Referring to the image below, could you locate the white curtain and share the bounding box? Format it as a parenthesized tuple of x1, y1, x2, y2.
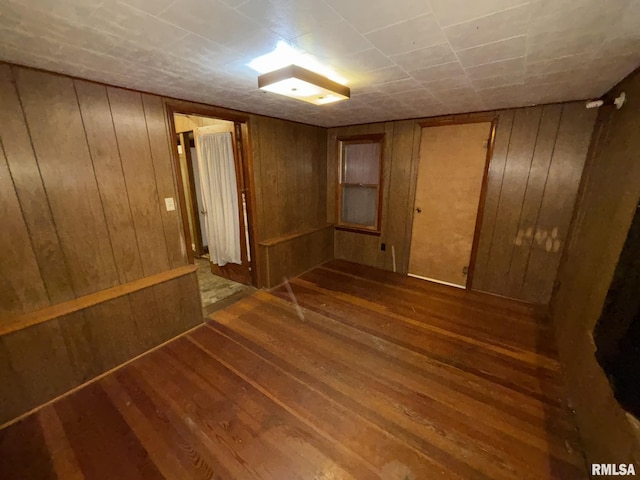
(195, 132, 241, 266)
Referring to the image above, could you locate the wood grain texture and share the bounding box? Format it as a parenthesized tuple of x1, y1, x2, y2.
(142, 94, 187, 269)
(0, 271, 202, 426)
(250, 115, 329, 287)
(0, 141, 49, 316)
(74, 79, 143, 284)
(260, 225, 333, 287)
(14, 68, 119, 296)
(0, 65, 74, 305)
(329, 104, 596, 304)
(0, 260, 587, 479)
(551, 69, 640, 468)
(108, 87, 170, 277)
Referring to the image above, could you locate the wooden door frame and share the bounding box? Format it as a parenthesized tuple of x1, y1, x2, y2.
(165, 103, 259, 287)
(411, 114, 498, 290)
(179, 131, 205, 257)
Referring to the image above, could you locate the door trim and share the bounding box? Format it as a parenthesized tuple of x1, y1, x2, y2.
(165, 102, 259, 287)
(409, 116, 498, 290)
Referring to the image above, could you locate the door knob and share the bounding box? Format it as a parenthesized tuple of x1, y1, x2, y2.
(416, 207, 422, 213)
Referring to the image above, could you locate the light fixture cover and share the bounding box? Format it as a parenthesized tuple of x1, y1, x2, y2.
(258, 65, 350, 106)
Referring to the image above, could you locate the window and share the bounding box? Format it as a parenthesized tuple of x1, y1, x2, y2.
(336, 134, 384, 234)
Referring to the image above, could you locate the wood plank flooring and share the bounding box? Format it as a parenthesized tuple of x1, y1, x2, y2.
(0, 260, 587, 479)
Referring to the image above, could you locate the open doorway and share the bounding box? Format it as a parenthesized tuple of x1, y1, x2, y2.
(170, 110, 256, 313)
(408, 119, 495, 289)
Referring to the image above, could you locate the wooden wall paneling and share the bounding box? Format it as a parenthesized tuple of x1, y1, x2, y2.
(77, 296, 142, 374)
(257, 117, 280, 240)
(126, 288, 162, 354)
(550, 70, 640, 466)
(240, 120, 262, 288)
(505, 104, 563, 299)
(0, 65, 74, 305)
(1, 320, 77, 418)
(326, 129, 338, 224)
(0, 143, 49, 316)
(142, 93, 187, 269)
(74, 79, 143, 284)
(481, 107, 543, 295)
(265, 227, 333, 287)
(383, 120, 416, 273)
(378, 122, 394, 268)
(470, 110, 514, 291)
(0, 338, 28, 423)
(14, 68, 119, 297)
(108, 87, 170, 276)
(0, 272, 203, 426)
(523, 104, 597, 303)
(400, 122, 424, 274)
(56, 311, 103, 385)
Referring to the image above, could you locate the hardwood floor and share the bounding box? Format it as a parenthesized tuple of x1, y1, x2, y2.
(0, 260, 587, 479)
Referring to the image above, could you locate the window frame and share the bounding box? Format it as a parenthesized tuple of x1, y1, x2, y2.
(335, 133, 385, 235)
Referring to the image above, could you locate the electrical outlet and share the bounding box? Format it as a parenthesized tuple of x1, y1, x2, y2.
(381, 243, 386, 251)
(164, 197, 176, 211)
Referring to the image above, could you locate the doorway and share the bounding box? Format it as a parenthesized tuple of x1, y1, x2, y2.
(408, 120, 494, 288)
(171, 111, 256, 312)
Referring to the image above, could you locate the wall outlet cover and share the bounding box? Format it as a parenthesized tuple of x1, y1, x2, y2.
(164, 197, 176, 211)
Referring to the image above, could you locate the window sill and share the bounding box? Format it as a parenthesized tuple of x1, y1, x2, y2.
(335, 225, 382, 236)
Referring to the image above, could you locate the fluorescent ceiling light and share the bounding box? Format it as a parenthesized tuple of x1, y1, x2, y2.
(258, 65, 350, 106)
(248, 41, 348, 85)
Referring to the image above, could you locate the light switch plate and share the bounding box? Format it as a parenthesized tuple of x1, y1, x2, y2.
(164, 197, 176, 211)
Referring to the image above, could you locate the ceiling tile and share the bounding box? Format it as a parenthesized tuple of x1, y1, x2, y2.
(443, 4, 531, 50)
(472, 73, 524, 89)
(330, 48, 394, 79)
(237, 0, 342, 39)
(325, 0, 432, 34)
(365, 13, 445, 56)
(430, 0, 528, 27)
(0, 0, 638, 127)
(367, 65, 410, 84)
(410, 61, 466, 82)
(456, 35, 526, 67)
(119, 0, 176, 15)
(378, 78, 423, 94)
(157, 0, 261, 46)
(527, 30, 605, 63)
(389, 43, 457, 72)
(85, 1, 189, 49)
(291, 20, 372, 58)
(421, 75, 472, 92)
(526, 52, 593, 75)
(465, 56, 525, 80)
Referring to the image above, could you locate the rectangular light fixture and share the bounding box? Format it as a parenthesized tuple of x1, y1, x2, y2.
(258, 65, 350, 106)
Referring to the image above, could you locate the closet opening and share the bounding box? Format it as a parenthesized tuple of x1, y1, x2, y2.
(167, 106, 257, 314)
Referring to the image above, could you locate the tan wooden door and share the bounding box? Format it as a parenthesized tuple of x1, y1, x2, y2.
(408, 122, 492, 287)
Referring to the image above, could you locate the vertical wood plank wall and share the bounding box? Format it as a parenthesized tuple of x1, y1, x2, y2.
(0, 64, 201, 425)
(328, 103, 596, 304)
(251, 117, 332, 287)
(163, 98, 333, 289)
(551, 69, 640, 467)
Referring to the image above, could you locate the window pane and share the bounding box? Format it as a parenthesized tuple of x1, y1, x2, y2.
(341, 185, 377, 226)
(343, 143, 380, 185)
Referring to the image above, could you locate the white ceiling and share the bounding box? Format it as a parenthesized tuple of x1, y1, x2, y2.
(0, 0, 638, 127)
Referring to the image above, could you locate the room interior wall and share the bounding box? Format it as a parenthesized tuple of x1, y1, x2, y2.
(250, 116, 332, 288)
(0, 63, 204, 425)
(328, 103, 596, 304)
(0, 61, 333, 425)
(551, 68, 640, 466)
